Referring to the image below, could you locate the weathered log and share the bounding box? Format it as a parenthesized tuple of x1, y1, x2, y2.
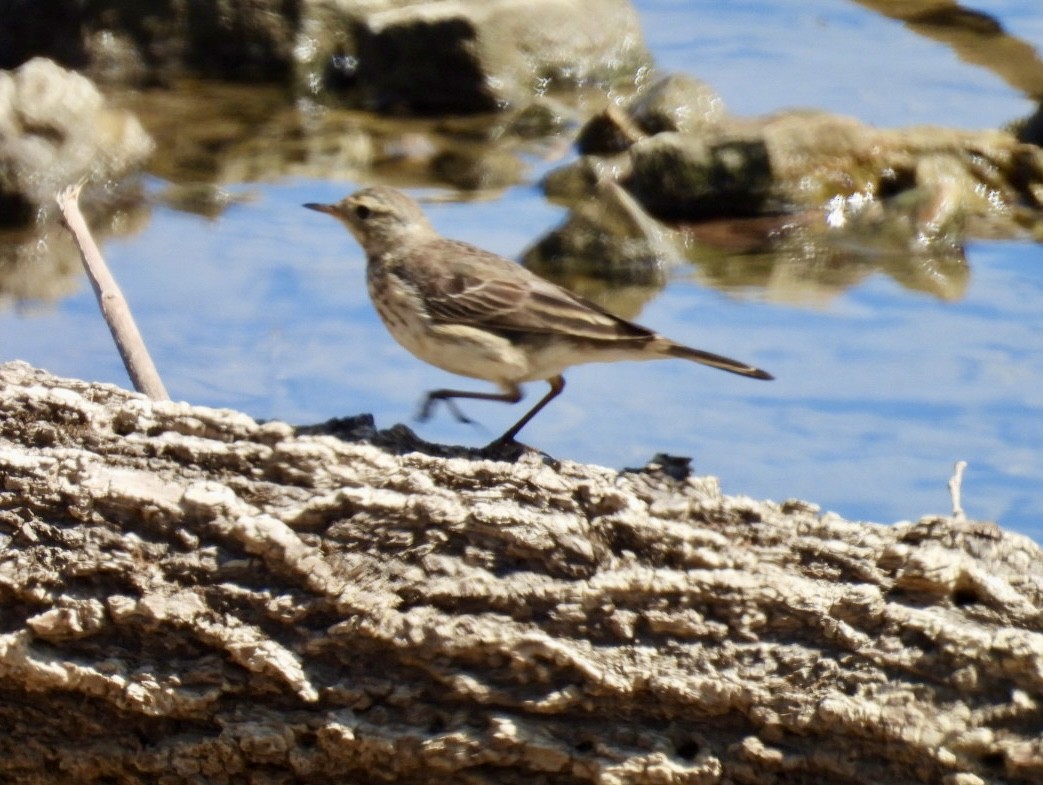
(0, 360, 1040, 784)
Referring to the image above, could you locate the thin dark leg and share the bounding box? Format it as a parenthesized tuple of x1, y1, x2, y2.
(418, 384, 523, 424)
(493, 375, 565, 445)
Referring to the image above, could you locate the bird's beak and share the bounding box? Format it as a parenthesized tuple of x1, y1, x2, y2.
(303, 202, 336, 215)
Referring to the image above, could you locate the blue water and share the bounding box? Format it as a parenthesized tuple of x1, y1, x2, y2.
(640, 0, 1039, 128)
(4, 2, 1043, 540)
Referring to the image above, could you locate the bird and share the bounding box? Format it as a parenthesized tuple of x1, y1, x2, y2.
(304, 186, 772, 447)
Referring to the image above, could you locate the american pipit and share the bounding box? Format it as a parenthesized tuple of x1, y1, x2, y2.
(304, 186, 772, 446)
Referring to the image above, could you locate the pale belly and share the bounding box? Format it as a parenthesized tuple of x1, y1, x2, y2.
(369, 271, 530, 385)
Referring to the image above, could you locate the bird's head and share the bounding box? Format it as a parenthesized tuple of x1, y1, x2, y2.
(304, 186, 436, 258)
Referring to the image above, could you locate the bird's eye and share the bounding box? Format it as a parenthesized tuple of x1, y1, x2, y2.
(355, 204, 371, 220)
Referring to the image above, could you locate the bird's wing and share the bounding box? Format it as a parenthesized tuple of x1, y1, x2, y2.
(413, 240, 654, 342)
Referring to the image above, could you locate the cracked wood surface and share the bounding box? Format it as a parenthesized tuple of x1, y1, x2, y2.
(0, 360, 1041, 785)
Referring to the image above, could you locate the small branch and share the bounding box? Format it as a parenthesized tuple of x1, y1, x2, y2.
(56, 183, 169, 401)
(948, 460, 967, 522)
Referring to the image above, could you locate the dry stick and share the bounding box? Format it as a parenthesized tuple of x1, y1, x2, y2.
(949, 460, 968, 522)
(56, 183, 170, 401)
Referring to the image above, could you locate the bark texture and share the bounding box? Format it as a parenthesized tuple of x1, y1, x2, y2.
(1, 360, 1041, 785)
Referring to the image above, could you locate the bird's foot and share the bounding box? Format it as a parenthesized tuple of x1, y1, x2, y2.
(416, 394, 474, 425)
(479, 435, 559, 469)
(479, 435, 529, 460)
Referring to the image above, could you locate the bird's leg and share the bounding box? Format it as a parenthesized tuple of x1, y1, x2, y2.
(491, 376, 565, 446)
(417, 384, 524, 425)
(429, 398, 475, 425)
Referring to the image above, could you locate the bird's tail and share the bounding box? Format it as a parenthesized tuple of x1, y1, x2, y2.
(662, 341, 774, 380)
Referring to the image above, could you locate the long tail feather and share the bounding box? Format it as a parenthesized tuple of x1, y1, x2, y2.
(663, 342, 774, 380)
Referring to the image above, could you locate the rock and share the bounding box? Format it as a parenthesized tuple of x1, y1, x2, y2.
(0, 58, 153, 226)
(627, 131, 775, 219)
(0, 1, 652, 115)
(0, 0, 349, 85)
(539, 98, 1043, 294)
(0, 0, 300, 84)
(628, 74, 726, 136)
(577, 75, 726, 155)
(352, 0, 652, 113)
(576, 102, 648, 155)
(624, 108, 1043, 231)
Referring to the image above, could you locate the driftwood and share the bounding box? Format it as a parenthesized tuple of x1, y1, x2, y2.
(1, 360, 1041, 785)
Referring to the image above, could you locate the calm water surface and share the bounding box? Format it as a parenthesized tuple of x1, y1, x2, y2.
(5, 2, 1043, 540)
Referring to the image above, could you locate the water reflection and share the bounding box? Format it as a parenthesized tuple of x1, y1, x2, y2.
(684, 227, 969, 304)
(107, 79, 595, 198)
(0, 184, 150, 303)
(0, 223, 83, 304)
(853, 0, 1043, 102)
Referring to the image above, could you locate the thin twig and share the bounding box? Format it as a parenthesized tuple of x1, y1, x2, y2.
(948, 460, 968, 522)
(56, 183, 169, 401)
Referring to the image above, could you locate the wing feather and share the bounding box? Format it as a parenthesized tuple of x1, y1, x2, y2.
(402, 240, 654, 343)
